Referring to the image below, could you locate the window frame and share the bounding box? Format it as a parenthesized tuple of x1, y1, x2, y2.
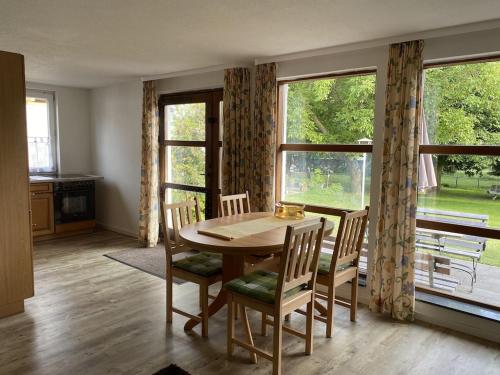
(275, 69, 376, 206)
(26, 89, 58, 174)
(417, 58, 500, 240)
(275, 69, 377, 282)
(415, 57, 500, 311)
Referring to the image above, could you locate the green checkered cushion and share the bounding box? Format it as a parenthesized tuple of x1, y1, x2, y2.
(173, 252, 222, 277)
(318, 253, 353, 275)
(224, 269, 306, 304)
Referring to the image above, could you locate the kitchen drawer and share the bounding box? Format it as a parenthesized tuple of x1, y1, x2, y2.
(30, 182, 53, 194)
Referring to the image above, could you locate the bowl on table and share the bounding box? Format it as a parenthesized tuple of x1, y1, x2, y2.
(274, 202, 305, 220)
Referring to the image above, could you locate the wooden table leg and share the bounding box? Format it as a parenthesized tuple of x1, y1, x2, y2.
(184, 254, 245, 332)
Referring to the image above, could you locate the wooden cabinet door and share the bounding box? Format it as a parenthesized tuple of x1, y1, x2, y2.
(31, 192, 55, 236)
(0, 51, 34, 314)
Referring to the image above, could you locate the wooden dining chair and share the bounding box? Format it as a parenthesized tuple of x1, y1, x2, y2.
(306, 207, 369, 338)
(218, 191, 276, 271)
(160, 198, 223, 337)
(225, 218, 326, 375)
(218, 191, 251, 217)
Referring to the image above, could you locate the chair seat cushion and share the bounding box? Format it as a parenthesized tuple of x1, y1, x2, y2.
(318, 253, 353, 275)
(173, 252, 222, 277)
(224, 269, 305, 304)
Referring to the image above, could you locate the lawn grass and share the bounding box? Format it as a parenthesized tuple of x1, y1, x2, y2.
(284, 173, 500, 267)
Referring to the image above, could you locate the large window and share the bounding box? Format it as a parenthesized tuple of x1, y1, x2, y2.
(276, 71, 376, 217)
(26, 90, 57, 173)
(416, 60, 500, 309)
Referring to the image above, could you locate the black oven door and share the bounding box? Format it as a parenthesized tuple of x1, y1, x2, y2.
(54, 187, 95, 224)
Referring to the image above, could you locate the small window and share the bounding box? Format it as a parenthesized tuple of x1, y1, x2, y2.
(26, 90, 57, 173)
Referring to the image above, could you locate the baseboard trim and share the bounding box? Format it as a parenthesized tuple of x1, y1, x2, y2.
(96, 222, 137, 238)
(414, 301, 500, 343)
(328, 283, 500, 344)
(0, 300, 24, 319)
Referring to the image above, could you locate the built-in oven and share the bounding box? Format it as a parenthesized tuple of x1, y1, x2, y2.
(54, 180, 95, 224)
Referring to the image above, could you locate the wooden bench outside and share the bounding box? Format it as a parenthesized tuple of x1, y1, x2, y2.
(323, 233, 459, 294)
(416, 207, 488, 286)
(355, 248, 459, 293)
(321, 207, 488, 291)
(413, 252, 459, 293)
(488, 185, 500, 200)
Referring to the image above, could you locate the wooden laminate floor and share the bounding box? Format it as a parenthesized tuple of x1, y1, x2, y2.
(0, 231, 499, 375)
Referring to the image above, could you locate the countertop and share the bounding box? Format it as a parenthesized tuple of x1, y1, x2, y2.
(29, 174, 103, 183)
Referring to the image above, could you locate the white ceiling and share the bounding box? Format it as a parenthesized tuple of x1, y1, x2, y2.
(1, 0, 500, 88)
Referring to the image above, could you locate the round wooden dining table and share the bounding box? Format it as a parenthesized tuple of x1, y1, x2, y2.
(179, 211, 334, 332)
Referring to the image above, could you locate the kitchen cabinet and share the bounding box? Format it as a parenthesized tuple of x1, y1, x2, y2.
(29, 177, 99, 239)
(30, 183, 54, 236)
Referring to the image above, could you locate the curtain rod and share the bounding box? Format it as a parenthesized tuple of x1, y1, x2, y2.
(141, 62, 254, 82)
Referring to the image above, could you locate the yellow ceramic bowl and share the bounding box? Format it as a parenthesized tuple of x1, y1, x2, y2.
(274, 202, 305, 220)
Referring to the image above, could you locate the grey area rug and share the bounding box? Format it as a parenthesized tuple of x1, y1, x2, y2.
(104, 246, 190, 284)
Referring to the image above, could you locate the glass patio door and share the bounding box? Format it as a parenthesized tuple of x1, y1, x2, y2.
(158, 89, 223, 219)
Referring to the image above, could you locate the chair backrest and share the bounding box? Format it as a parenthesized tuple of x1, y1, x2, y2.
(330, 207, 369, 273)
(160, 198, 201, 262)
(275, 218, 326, 304)
(218, 191, 251, 217)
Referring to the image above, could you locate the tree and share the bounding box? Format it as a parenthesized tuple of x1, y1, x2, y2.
(424, 62, 500, 185)
(286, 75, 375, 144)
(284, 74, 375, 193)
(166, 103, 206, 212)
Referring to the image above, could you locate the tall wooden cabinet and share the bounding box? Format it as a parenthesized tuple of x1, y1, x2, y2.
(0, 51, 34, 318)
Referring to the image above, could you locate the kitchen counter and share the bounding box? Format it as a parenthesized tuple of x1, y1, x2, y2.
(30, 174, 103, 183)
(30, 174, 100, 239)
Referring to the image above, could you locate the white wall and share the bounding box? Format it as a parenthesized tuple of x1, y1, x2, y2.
(26, 82, 92, 174)
(89, 80, 142, 236)
(88, 72, 225, 238)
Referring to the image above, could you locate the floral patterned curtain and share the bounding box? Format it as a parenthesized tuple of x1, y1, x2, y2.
(253, 63, 277, 212)
(369, 40, 424, 321)
(138, 80, 160, 247)
(222, 68, 252, 196)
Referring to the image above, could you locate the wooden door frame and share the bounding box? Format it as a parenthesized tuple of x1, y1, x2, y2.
(158, 88, 223, 218)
